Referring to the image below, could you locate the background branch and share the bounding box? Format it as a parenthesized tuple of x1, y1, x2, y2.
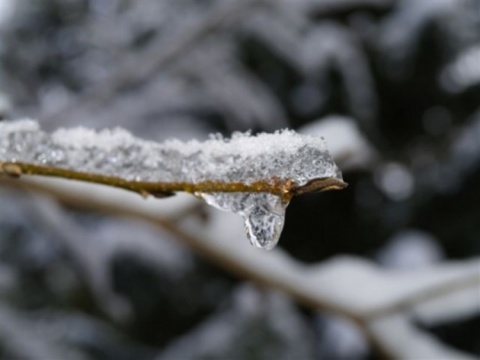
(3, 177, 478, 360)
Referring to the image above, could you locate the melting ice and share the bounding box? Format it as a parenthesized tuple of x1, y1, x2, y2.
(199, 192, 287, 250)
(0, 119, 344, 250)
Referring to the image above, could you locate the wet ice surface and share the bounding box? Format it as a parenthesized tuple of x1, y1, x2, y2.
(201, 192, 286, 249)
(0, 119, 343, 249)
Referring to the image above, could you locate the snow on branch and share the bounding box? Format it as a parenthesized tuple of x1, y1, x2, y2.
(0, 119, 346, 249)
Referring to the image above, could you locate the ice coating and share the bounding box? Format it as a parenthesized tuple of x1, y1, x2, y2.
(200, 192, 286, 249)
(0, 119, 344, 249)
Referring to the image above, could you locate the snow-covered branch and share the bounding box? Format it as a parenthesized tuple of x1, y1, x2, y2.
(0, 119, 345, 249)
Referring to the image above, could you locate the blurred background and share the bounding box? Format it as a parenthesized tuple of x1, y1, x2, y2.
(0, 0, 479, 359)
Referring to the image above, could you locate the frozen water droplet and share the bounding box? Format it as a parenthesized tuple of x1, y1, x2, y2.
(243, 201, 286, 250)
(198, 192, 288, 250)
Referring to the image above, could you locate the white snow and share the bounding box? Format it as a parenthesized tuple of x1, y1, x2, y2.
(302, 256, 480, 315)
(377, 229, 443, 269)
(370, 315, 478, 360)
(0, 119, 341, 185)
(300, 115, 377, 170)
(441, 45, 480, 93)
(375, 162, 414, 200)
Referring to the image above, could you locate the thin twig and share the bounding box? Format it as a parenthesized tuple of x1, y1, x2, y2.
(0, 160, 347, 201)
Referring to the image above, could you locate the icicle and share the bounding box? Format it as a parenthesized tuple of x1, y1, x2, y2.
(198, 192, 287, 250)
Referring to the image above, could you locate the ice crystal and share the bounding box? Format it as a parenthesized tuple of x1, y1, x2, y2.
(0, 119, 343, 249)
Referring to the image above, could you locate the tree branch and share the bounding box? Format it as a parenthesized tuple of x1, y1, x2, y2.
(0, 160, 346, 201)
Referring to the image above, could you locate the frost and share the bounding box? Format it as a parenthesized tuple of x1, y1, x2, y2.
(0, 119, 343, 250)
